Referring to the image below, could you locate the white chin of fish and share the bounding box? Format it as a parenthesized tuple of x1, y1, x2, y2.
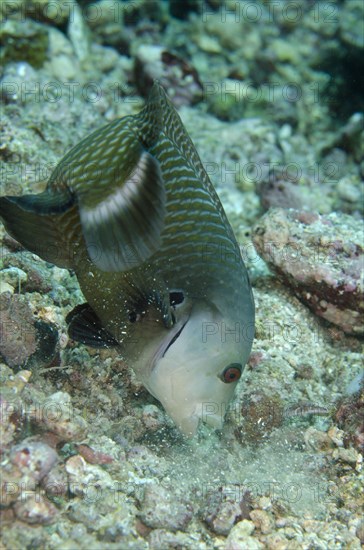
(147, 350, 226, 437)
(146, 301, 230, 437)
(176, 409, 224, 437)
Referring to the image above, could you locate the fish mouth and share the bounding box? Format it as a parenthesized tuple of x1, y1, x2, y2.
(161, 319, 187, 357)
(150, 314, 189, 372)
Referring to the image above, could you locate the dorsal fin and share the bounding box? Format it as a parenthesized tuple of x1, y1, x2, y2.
(135, 81, 211, 189)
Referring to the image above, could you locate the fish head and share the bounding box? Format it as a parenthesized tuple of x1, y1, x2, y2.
(144, 299, 253, 437)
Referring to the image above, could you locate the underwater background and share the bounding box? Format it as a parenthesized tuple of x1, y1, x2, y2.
(0, 0, 363, 548)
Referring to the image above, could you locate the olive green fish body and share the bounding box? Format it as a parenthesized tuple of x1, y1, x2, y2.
(0, 83, 255, 435)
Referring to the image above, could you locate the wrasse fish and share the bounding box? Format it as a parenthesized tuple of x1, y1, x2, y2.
(0, 82, 255, 436)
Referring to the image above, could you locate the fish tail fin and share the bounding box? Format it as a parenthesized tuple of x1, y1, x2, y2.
(0, 192, 78, 268)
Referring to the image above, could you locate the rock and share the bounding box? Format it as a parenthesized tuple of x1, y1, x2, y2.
(335, 389, 364, 451)
(259, 176, 304, 211)
(0, 293, 37, 367)
(24, 0, 71, 26)
(0, 19, 49, 69)
(339, 0, 364, 49)
(252, 208, 364, 335)
(0, 370, 32, 452)
(332, 447, 359, 465)
(337, 176, 362, 204)
(225, 520, 263, 550)
(28, 320, 60, 369)
(45, 27, 79, 80)
(41, 464, 68, 497)
(134, 44, 203, 107)
(0, 282, 14, 295)
(10, 440, 58, 483)
(67, 0, 91, 63)
(229, 519, 255, 538)
(14, 494, 57, 524)
(203, 485, 252, 536)
(304, 427, 333, 452)
(148, 529, 203, 550)
(1, 253, 53, 293)
(249, 509, 274, 534)
(141, 404, 166, 432)
(33, 391, 88, 441)
(85, 0, 132, 52)
(65, 454, 115, 497)
(0, 267, 27, 290)
(0, 61, 40, 105)
(0, 397, 17, 451)
(169, 0, 201, 20)
(327, 427, 345, 447)
(356, 520, 364, 544)
(235, 391, 284, 443)
(139, 483, 192, 532)
(264, 533, 290, 549)
(205, 498, 243, 536)
(336, 113, 364, 164)
(1, 438, 59, 507)
(196, 34, 222, 54)
(77, 444, 114, 465)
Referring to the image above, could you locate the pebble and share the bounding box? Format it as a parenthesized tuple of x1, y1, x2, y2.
(304, 427, 333, 452)
(0, 281, 14, 294)
(206, 499, 243, 536)
(196, 35, 222, 53)
(4, 369, 32, 394)
(134, 44, 202, 107)
(45, 27, 78, 80)
(356, 520, 364, 544)
(10, 440, 58, 483)
(1, 253, 53, 293)
(250, 509, 274, 534)
(148, 529, 203, 550)
(0, 267, 27, 289)
(327, 427, 345, 447)
(139, 483, 192, 532)
(33, 391, 88, 441)
(141, 404, 166, 432)
(332, 447, 359, 465)
(225, 520, 263, 550)
(65, 454, 114, 497)
(14, 494, 57, 524)
(41, 464, 68, 497)
(264, 533, 290, 549)
(67, 0, 90, 62)
(337, 176, 362, 203)
(0, 293, 37, 367)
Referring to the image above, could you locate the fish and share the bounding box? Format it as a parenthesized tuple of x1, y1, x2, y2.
(0, 82, 255, 436)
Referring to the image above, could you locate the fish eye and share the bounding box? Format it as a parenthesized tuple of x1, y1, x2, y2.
(128, 311, 138, 323)
(220, 363, 242, 383)
(169, 291, 184, 307)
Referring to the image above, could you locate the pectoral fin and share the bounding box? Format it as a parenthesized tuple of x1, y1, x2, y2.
(66, 303, 119, 348)
(79, 150, 166, 272)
